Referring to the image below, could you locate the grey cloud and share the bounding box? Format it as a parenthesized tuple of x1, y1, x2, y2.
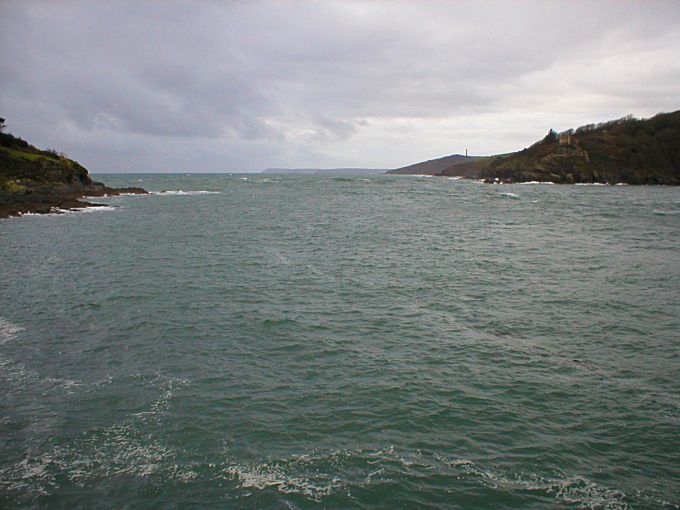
(1, 1, 680, 171)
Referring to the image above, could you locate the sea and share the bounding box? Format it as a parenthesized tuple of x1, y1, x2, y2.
(1, 174, 679, 509)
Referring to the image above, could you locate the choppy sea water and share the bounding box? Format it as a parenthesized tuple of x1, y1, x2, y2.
(1, 174, 679, 509)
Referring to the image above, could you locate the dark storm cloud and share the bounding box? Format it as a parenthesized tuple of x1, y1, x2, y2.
(1, 1, 680, 171)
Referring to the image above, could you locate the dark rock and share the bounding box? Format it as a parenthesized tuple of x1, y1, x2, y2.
(0, 132, 147, 219)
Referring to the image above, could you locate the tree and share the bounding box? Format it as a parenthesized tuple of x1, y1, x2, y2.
(543, 129, 558, 143)
(0, 118, 6, 132)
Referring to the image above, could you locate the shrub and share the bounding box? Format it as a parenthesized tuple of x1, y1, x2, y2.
(543, 129, 558, 142)
(0, 132, 30, 149)
(1, 179, 27, 193)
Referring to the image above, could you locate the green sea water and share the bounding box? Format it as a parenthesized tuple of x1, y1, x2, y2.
(1, 174, 679, 509)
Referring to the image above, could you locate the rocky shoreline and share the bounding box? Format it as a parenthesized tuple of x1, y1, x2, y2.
(0, 183, 147, 219)
(0, 130, 147, 219)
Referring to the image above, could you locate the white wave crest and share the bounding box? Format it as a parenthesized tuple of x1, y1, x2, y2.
(0, 318, 24, 344)
(10, 206, 116, 218)
(82, 192, 147, 198)
(151, 190, 220, 195)
(225, 464, 338, 500)
(432, 453, 633, 510)
(53, 206, 118, 214)
(0, 376, 191, 498)
(223, 449, 350, 501)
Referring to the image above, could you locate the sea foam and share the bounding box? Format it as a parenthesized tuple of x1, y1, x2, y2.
(151, 190, 220, 195)
(12, 206, 117, 218)
(0, 318, 24, 344)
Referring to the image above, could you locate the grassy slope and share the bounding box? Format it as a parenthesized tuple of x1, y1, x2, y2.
(387, 154, 481, 175)
(0, 133, 92, 191)
(0, 131, 145, 218)
(1, 146, 60, 162)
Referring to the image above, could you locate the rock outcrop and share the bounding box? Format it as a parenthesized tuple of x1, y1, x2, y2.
(437, 111, 680, 184)
(0, 132, 146, 218)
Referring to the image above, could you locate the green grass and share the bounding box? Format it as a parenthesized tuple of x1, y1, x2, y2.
(1, 179, 27, 192)
(0, 146, 60, 163)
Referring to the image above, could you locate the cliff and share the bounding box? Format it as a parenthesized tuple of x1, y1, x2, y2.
(437, 111, 680, 184)
(0, 131, 146, 218)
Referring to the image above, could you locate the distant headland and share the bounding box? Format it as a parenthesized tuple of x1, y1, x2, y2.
(387, 110, 680, 184)
(0, 122, 146, 219)
(263, 168, 387, 175)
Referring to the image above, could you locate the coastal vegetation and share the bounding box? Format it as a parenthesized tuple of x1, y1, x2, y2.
(0, 126, 145, 218)
(435, 110, 680, 184)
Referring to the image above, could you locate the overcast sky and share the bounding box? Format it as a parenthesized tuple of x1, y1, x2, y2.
(1, 1, 679, 173)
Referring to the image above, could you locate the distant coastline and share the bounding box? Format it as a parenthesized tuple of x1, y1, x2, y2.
(263, 168, 387, 175)
(3, 109, 678, 214)
(387, 110, 680, 185)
